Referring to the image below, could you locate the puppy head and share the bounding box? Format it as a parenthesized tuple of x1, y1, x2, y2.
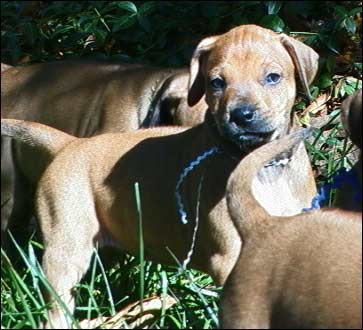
(188, 24, 319, 151)
(341, 89, 362, 150)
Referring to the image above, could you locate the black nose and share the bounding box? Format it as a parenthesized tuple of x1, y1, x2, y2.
(230, 104, 257, 126)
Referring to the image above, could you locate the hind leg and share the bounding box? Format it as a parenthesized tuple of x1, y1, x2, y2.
(36, 181, 101, 329)
(2, 138, 36, 261)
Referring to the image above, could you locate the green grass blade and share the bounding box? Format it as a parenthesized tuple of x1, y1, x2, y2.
(134, 182, 145, 313)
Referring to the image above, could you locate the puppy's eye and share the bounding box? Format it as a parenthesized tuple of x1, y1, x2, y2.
(210, 78, 226, 90)
(265, 73, 281, 85)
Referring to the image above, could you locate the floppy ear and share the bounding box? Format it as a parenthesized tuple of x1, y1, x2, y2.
(341, 89, 362, 149)
(281, 35, 319, 100)
(188, 36, 219, 107)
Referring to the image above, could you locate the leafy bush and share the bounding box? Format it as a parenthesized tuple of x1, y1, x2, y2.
(2, 1, 361, 67)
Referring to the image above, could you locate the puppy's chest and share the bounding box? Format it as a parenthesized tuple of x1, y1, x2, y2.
(181, 156, 238, 218)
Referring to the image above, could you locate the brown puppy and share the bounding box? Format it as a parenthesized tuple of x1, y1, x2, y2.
(336, 89, 362, 211)
(1, 60, 206, 241)
(221, 129, 362, 329)
(2, 24, 318, 328)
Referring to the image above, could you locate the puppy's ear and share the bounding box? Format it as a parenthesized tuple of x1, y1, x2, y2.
(188, 36, 218, 107)
(281, 35, 319, 100)
(341, 89, 362, 149)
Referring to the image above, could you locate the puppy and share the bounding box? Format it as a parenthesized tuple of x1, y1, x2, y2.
(1, 60, 206, 243)
(220, 128, 362, 329)
(2, 24, 318, 328)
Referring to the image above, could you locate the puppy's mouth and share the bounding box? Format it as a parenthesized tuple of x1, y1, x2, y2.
(220, 121, 277, 148)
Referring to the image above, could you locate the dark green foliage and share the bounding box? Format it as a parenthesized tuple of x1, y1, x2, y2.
(2, 1, 361, 67)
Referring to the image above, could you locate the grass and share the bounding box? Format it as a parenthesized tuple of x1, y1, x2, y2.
(1, 239, 220, 329)
(1, 184, 220, 329)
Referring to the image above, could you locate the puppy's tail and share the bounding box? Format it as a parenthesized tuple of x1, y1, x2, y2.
(226, 128, 312, 238)
(1, 119, 74, 157)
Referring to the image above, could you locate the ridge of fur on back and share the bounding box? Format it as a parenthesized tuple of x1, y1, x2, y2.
(1, 119, 74, 157)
